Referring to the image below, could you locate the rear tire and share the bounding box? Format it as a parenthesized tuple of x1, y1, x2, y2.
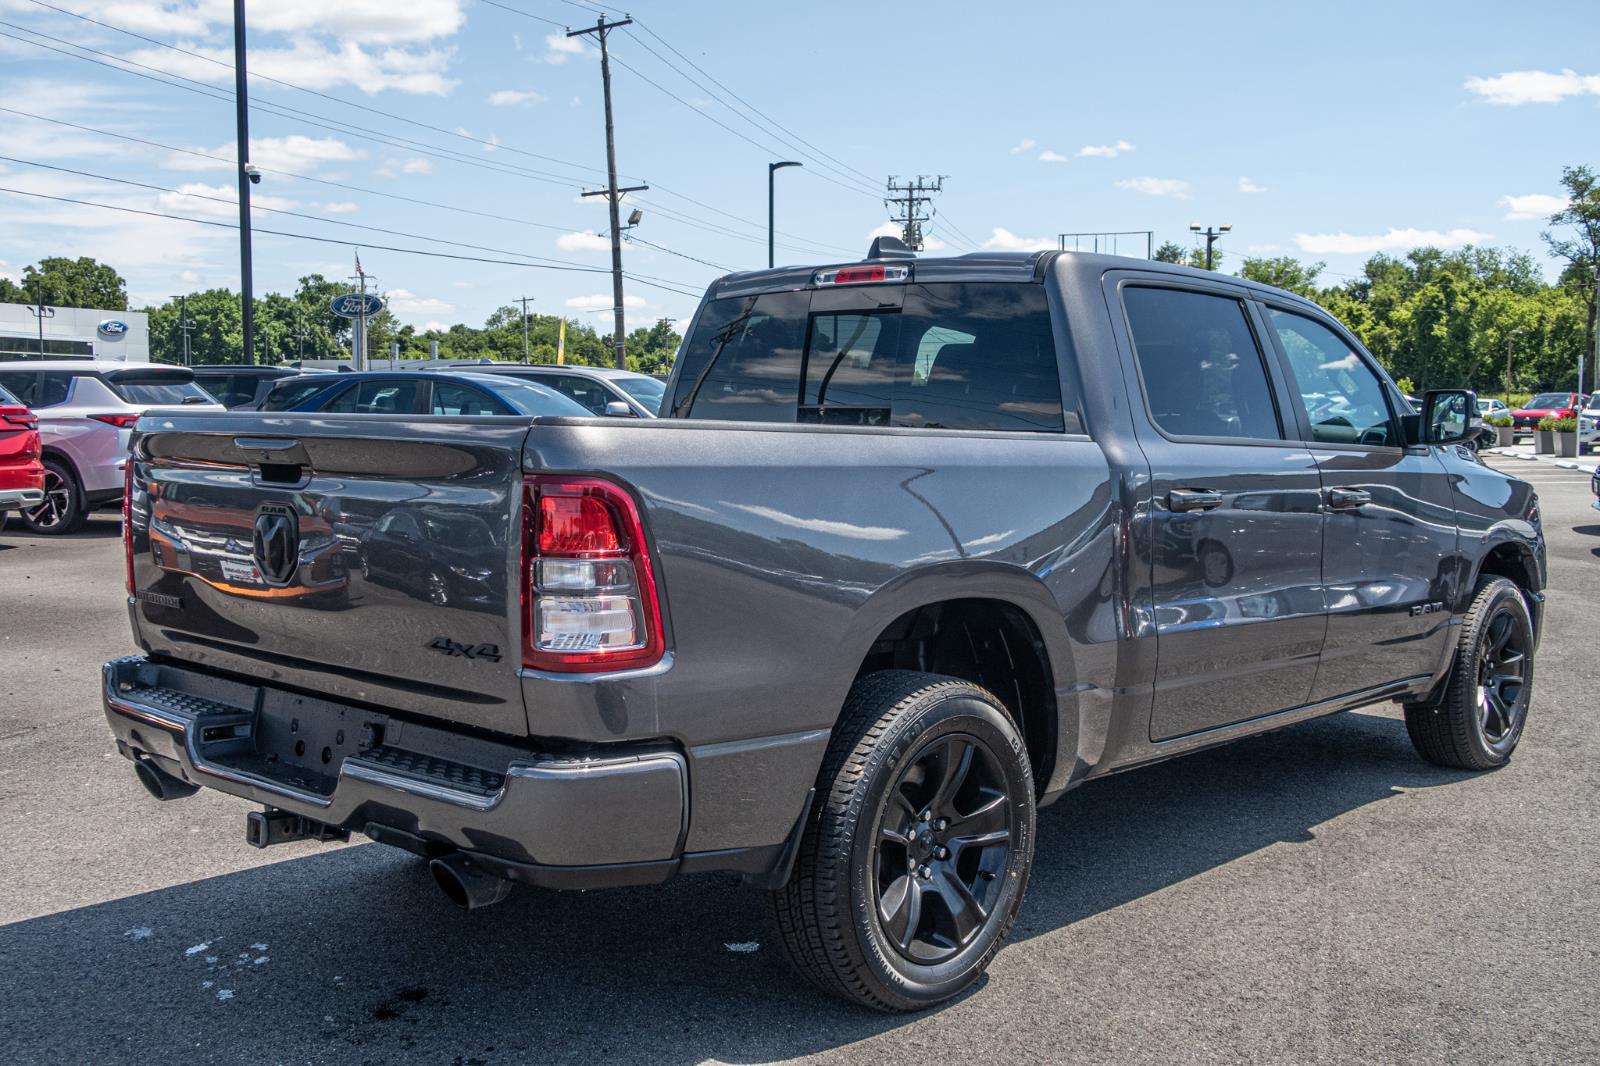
(768, 670, 1035, 1012)
(21, 459, 86, 535)
(1404, 577, 1534, 770)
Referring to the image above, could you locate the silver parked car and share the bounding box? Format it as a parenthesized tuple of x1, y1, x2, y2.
(0, 361, 223, 533)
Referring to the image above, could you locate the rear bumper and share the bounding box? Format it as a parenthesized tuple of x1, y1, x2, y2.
(0, 486, 43, 511)
(102, 656, 702, 889)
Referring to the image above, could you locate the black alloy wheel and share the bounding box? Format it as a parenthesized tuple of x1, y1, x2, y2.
(874, 734, 1014, 964)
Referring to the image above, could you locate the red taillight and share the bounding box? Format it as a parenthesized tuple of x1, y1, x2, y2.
(813, 264, 910, 286)
(1, 406, 35, 429)
(91, 413, 141, 428)
(123, 460, 135, 597)
(523, 476, 664, 673)
(539, 493, 623, 555)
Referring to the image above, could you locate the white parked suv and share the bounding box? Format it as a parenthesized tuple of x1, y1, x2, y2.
(0, 361, 222, 533)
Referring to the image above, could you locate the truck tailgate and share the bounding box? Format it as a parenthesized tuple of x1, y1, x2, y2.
(129, 414, 531, 737)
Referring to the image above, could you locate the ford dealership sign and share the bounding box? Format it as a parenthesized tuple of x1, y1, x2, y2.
(97, 319, 129, 337)
(330, 292, 385, 319)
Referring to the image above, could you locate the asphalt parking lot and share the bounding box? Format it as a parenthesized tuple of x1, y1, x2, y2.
(1, 456, 1596, 1064)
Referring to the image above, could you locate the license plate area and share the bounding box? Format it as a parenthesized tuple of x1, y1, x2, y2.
(201, 690, 389, 797)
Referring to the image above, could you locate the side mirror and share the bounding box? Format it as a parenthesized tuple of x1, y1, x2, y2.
(1419, 389, 1477, 446)
(602, 400, 636, 417)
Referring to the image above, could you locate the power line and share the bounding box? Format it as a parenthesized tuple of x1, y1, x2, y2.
(622, 232, 734, 272)
(23, 0, 608, 183)
(0, 184, 708, 299)
(0, 21, 593, 191)
(630, 18, 879, 189)
(618, 27, 881, 196)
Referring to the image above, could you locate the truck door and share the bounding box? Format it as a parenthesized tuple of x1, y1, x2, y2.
(1256, 303, 1458, 699)
(1107, 274, 1328, 740)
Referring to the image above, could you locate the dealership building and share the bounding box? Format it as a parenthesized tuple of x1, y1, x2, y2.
(0, 303, 149, 362)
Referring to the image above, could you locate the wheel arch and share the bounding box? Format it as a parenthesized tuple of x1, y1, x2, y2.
(837, 562, 1079, 798)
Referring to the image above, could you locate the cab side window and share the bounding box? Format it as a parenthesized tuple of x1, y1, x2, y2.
(322, 379, 419, 415)
(1123, 286, 1282, 440)
(543, 374, 615, 415)
(1267, 309, 1396, 447)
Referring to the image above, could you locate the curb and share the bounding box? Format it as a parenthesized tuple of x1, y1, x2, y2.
(1480, 448, 1598, 475)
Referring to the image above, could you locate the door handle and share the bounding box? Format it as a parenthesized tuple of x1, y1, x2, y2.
(1167, 489, 1224, 512)
(1326, 487, 1372, 510)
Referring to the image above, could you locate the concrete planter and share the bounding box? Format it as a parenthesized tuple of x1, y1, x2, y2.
(1495, 426, 1516, 447)
(1558, 431, 1579, 458)
(1536, 429, 1556, 454)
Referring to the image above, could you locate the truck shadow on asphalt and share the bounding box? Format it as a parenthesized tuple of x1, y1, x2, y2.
(0, 708, 1472, 1064)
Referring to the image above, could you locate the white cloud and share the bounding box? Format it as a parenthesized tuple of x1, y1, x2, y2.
(983, 227, 1056, 253)
(1076, 140, 1134, 158)
(1038, 150, 1068, 163)
(488, 88, 546, 106)
(1115, 176, 1189, 197)
(1008, 137, 1037, 154)
(376, 157, 433, 177)
(566, 293, 647, 311)
(1465, 69, 1600, 105)
(420, 320, 452, 333)
(545, 33, 586, 64)
(319, 201, 360, 214)
(385, 288, 454, 314)
(1294, 227, 1492, 255)
(156, 182, 295, 218)
(66, 0, 464, 45)
(166, 135, 365, 174)
(1501, 193, 1569, 220)
(125, 39, 458, 96)
(1238, 176, 1267, 194)
(865, 221, 945, 251)
(556, 230, 612, 252)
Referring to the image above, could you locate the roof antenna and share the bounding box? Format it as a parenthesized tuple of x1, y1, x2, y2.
(867, 235, 916, 261)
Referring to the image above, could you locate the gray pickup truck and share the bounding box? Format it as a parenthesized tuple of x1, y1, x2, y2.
(105, 240, 1544, 1011)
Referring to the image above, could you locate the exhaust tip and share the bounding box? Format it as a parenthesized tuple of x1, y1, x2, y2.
(133, 756, 199, 801)
(430, 854, 512, 911)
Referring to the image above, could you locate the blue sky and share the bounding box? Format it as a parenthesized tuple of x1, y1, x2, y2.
(0, 0, 1595, 336)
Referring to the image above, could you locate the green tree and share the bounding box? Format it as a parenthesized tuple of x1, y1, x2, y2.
(1542, 165, 1600, 363)
(1238, 256, 1325, 297)
(147, 289, 241, 364)
(1153, 241, 1186, 264)
(12, 256, 128, 309)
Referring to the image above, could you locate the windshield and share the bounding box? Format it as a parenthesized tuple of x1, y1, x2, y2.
(1526, 392, 1572, 409)
(614, 374, 666, 413)
(480, 378, 591, 417)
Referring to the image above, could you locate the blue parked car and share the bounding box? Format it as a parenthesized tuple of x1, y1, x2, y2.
(258, 370, 592, 418)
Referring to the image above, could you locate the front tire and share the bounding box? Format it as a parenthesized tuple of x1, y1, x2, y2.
(1404, 577, 1534, 770)
(769, 671, 1035, 1012)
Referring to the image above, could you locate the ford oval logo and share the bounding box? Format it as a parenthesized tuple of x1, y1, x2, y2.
(98, 319, 129, 337)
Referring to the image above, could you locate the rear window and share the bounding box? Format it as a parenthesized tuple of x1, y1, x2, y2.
(261, 378, 336, 411)
(106, 371, 212, 406)
(477, 378, 591, 418)
(670, 282, 1074, 432)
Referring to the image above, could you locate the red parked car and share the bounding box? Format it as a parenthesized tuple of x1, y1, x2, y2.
(0, 383, 45, 533)
(1511, 391, 1588, 434)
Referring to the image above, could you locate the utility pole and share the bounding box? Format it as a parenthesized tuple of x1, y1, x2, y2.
(884, 175, 944, 251)
(232, 0, 256, 364)
(348, 254, 374, 370)
(769, 161, 801, 268)
(1189, 223, 1233, 270)
(176, 294, 194, 365)
(518, 296, 533, 363)
(570, 15, 644, 370)
(1505, 329, 1524, 400)
(28, 281, 54, 357)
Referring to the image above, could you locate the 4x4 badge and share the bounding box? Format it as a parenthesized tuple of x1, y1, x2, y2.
(427, 637, 502, 662)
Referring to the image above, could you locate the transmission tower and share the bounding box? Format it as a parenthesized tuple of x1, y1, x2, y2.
(885, 175, 945, 251)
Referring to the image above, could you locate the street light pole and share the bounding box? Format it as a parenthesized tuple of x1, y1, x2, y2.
(768, 161, 801, 268)
(232, 0, 256, 365)
(28, 282, 54, 356)
(519, 296, 533, 364)
(1505, 329, 1523, 401)
(1189, 222, 1233, 270)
